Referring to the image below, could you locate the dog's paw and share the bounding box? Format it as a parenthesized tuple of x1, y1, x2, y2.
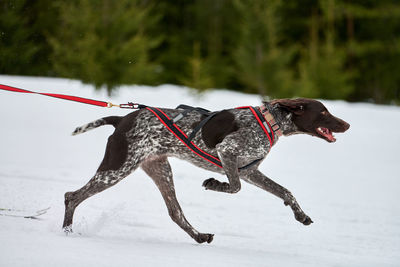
(195, 233, 214, 244)
(203, 178, 217, 189)
(295, 213, 313, 225)
(63, 225, 73, 235)
(202, 178, 224, 190)
(302, 216, 313, 225)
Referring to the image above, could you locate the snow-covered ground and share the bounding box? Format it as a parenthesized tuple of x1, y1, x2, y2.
(0, 75, 399, 267)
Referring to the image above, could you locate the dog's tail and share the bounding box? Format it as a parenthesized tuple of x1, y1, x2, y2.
(72, 116, 123, 136)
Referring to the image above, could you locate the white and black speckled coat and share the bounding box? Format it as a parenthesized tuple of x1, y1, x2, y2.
(63, 98, 350, 244)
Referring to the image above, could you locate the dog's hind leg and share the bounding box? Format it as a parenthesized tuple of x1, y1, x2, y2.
(62, 165, 137, 232)
(241, 169, 313, 225)
(62, 132, 140, 232)
(141, 156, 214, 244)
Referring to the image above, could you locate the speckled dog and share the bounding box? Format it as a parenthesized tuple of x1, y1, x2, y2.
(63, 98, 349, 243)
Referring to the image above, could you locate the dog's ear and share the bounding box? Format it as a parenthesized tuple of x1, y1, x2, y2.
(271, 99, 305, 115)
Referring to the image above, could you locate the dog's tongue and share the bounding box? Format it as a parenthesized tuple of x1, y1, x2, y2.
(326, 133, 336, 142)
(317, 127, 336, 142)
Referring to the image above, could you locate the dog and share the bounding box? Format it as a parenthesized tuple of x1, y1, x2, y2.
(63, 98, 350, 243)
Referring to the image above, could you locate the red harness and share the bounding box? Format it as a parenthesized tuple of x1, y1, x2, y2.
(145, 105, 277, 170)
(235, 106, 276, 145)
(1, 83, 279, 170)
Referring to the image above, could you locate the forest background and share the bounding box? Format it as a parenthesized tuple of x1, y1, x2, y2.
(1, 0, 399, 104)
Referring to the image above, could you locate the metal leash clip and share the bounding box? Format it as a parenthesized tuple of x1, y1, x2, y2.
(107, 102, 120, 108)
(120, 102, 142, 109)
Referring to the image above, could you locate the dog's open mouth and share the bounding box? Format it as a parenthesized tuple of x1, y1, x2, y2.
(316, 127, 336, 142)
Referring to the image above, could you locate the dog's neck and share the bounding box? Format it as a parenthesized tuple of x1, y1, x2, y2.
(259, 104, 283, 139)
(262, 102, 298, 136)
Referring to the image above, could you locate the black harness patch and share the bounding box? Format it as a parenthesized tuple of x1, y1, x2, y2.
(145, 106, 223, 168)
(144, 105, 273, 171)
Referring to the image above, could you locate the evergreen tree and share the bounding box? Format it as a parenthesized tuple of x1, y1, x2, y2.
(180, 42, 214, 91)
(233, 0, 296, 98)
(298, 0, 354, 99)
(154, 0, 239, 90)
(0, 0, 57, 76)
(338, 0, 400, 103)
(49, 0, 161, 95)
(192, 0, 239, 89)
(0, 0, 35, 75)
(151, 1, 195, 85)
(1, 0, 399, 103)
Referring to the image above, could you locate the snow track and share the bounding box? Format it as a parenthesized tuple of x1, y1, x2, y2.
(0, 75, 399, 266)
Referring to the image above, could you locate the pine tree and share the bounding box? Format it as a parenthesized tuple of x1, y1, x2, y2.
(49, 0, 161, 95)
(233, 0, 296, 98)
(154, 0, 239, 89)
(338, 0, 400, 103)
(1, 0, 399, 103)
(180, 42, 214, 91)
(193, 0, 239, 88)
(0, 0, 57, 76)
(298, 0, 354, 99)
(151, 1, 195, 85)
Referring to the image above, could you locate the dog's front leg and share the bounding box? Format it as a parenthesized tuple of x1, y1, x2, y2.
(203, 139, 241, 194)
(242, 170, 313, 225)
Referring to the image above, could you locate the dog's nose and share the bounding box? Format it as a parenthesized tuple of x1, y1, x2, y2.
(343, 121, 350, 131)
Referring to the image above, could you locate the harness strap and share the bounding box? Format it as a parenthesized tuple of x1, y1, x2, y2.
(260, 104, 283, 137)
(174, 104, 212, 123)
(188, 112, 217, 142)
(238, 158, 263, 170)
(176, 104, 211, 115)
(173, 104, 217, 141)
(172, 109, 191, 123)
(145, 106, 263, 171)
(236, 106, 275, 145)
(145, 107, 223, 169)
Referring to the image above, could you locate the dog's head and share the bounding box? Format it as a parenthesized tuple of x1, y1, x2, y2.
(270, 98, 350, 142)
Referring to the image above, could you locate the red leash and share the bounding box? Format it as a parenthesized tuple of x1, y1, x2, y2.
(0, 84, 136, 109)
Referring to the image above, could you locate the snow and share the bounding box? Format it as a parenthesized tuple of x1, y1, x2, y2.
(0, 75, 399, 267)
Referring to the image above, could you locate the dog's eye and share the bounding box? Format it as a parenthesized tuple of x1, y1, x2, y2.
(321, 111, 328, 115)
